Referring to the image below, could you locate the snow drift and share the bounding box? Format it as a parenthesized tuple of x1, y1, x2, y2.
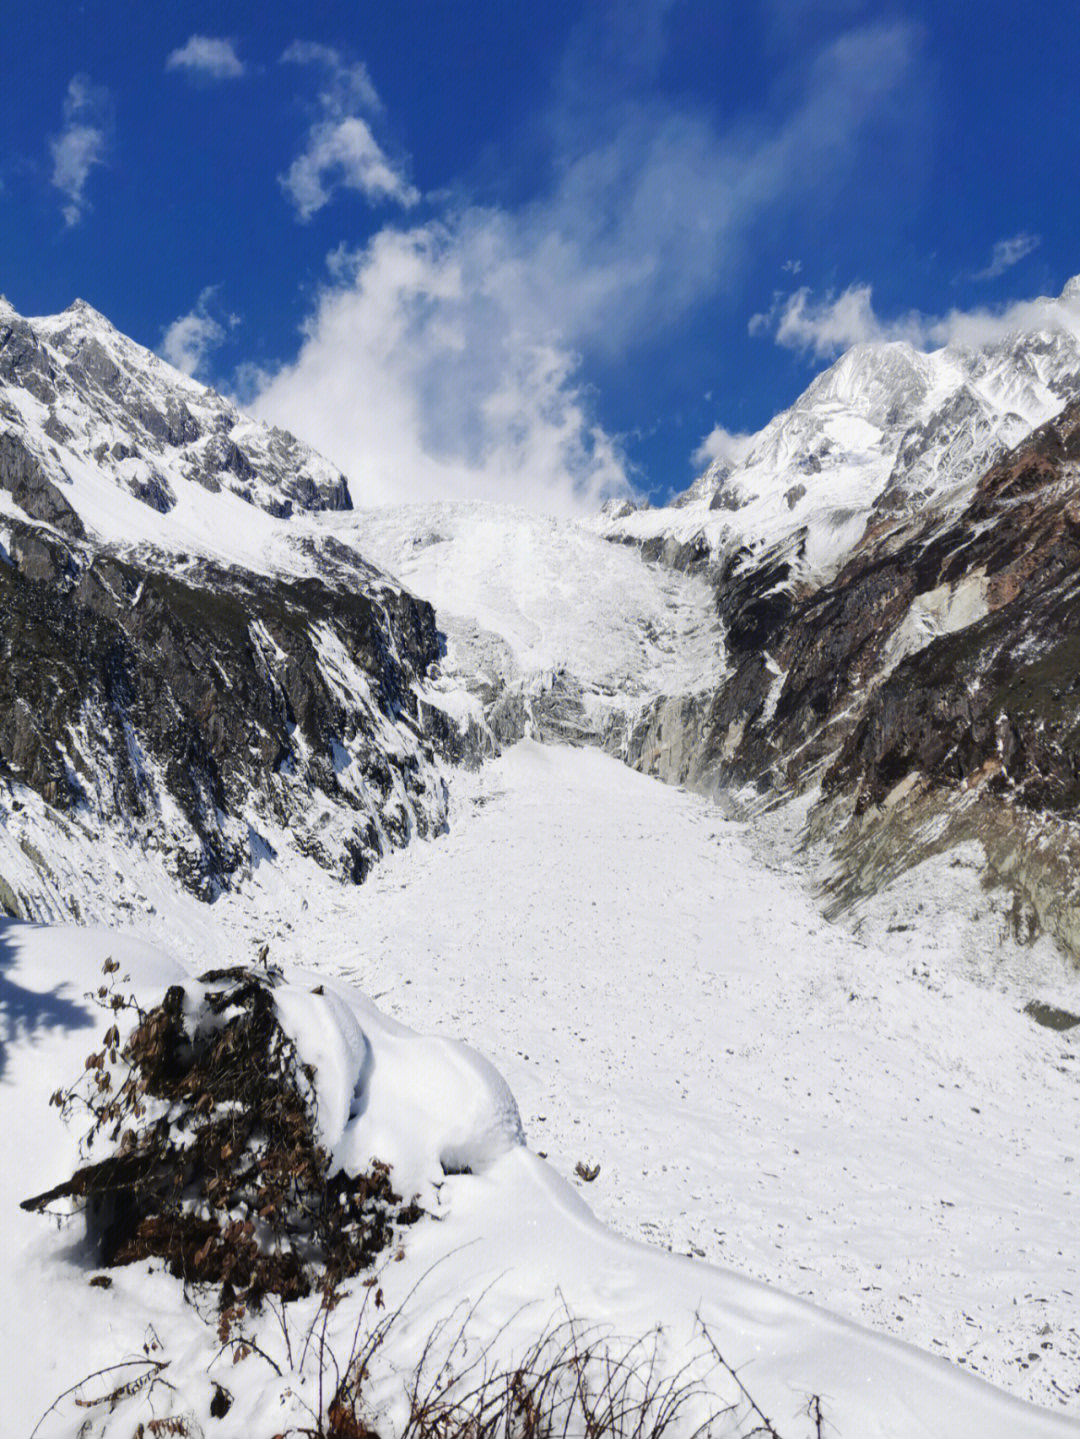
(3, 918, 1078, 1438)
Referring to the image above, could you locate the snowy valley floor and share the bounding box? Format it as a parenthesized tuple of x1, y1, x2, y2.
(258, 744, 1080, 1411)
(3, 742, 1080, 1434)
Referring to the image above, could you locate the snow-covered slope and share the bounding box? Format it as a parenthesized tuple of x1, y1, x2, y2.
(0, 296, 349, 561)
(4, 863, 1079, 1438)
(596, 277, 1080, 585)
(328, 500, 725, 747)
(5, 744, 1078, 1424)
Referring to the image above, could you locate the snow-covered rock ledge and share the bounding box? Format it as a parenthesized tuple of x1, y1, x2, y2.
(2, 920, 1077, 1439)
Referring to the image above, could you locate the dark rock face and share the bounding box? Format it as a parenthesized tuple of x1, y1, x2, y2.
(714, 538, 803, 658)
(613, 531, 713, 574)
(823, 400, 1080, 814)
(0, 308, 60, 404)
(740, 401, 1080, 800)
(0, 430, 85, 538)
(612, 394, 1080, 959)
(0, 518, 452, 897)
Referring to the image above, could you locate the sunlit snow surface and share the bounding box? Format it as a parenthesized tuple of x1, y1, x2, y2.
(4, 746, 1079, 1437)
(336, 500, 725, 701)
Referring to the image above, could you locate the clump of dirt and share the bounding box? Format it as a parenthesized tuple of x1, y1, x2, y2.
(22, 961, 422, 1305)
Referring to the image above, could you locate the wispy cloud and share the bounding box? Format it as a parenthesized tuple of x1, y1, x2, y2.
(970, 231, 1040, 282)
(692, 425, 753, 471)
(253, 20, 921, 515)
(50, 76, 110, 227)
(160, 287, 238, 378)
(279, 43, 417, 220)
(749, 283, 925, 357)
(751, 274, 1080, 360)
(500, 22, 922, 359)
(166, 36, 246, 81)
(281, 42, 381, 112)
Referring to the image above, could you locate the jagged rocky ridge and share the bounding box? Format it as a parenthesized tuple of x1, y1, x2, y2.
(597, 276, 1080, 589)
(0, 300, 479, 916)
(601, 295, 1080, 961)
(0, 296, 351, 524)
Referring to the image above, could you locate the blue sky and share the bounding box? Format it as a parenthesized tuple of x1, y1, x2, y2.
(3, 1, 1079, 512)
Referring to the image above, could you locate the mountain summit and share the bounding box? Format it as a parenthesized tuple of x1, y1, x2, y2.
(599, 273, 1080, 583)
(0, 297, 350, 564)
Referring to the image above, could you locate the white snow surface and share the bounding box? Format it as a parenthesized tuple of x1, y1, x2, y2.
(329, 500, 724, 709)
(4, 746, 1079, 1437)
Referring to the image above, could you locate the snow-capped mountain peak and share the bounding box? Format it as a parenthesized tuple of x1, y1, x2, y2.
(597, 274, 1080, 585)
(0, 297, 351, 567)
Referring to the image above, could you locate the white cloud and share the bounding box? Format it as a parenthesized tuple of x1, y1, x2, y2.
(280, 42, 380, 112)
(750, 283, 926, 357)
(927, 285, 1080, 349)
(166, 36, 246, 81)
(280, 117, 418, 219)
(752, 275, 1080, 360)
(252, 20, 920, 516)
(50, 76, 109, 227)
(970, 231, 1040, 282)
(279, 43, 417, 219)
(250, 224, 630, 516)
(160, 288, 238, 377)
(692, 425, 753, 471)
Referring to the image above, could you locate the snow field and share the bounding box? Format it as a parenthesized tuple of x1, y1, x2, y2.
(3, 891, 1079, 1438)
(325, 500, 725, 703)
(275, 744, 1080, 1412)
(3, 740, 1078, 1420)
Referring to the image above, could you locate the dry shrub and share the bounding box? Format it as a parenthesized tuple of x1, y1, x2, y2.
(316, 1305, 829, 1439)
(324, 1311, 733, 1439)
(23, 962, 421, 1307)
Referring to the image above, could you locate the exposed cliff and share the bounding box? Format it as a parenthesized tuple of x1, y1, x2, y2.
(617, 391, 1080, 959)
(0, 300, 478, 918)
(0, 513, 461, 908)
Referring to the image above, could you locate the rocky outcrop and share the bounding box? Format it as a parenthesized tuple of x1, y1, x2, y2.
(613, 393, 1080, 959)
(0, 429, 85, 538)
(0, 516, 455, 897)
(816, 399, 1080, 804)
